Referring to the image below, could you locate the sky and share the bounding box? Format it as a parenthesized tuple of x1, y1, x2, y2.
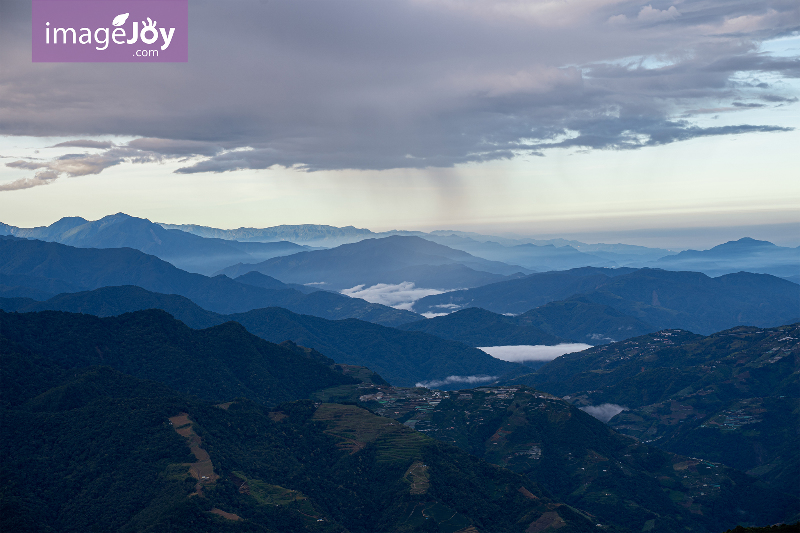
(1, 0, 799, 248)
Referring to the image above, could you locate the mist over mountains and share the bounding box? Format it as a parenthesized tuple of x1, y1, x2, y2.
(0, 286, 516, 387)
(216, 235, 531, 290)
(160, 219, 799, 281)
(0, 236, 420, 326)
(4, 215, 797, 289)
(1, 211, 799, 532)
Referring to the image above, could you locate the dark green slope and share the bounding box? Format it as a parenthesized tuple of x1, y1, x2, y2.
(0, 237, 420, 326)
(226, 307, 519, 387)
(0, 361, 595, 533)
(0, 371, 195, 533)
(399, 307, 567, 347)
(516, 296, 655, 344)
(511, 324, 799, 409)
(400, 299, 655, 346)
(358, 386, 799, 533)
(0, 309, 356, 406)
(0, 287, 519, 387)
(505, 323, 800, 493)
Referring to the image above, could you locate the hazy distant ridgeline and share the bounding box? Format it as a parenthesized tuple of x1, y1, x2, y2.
(0, 286, 518, 387)
(160, 221, 378, 246)
(3, 214, 796, 293)
(0, 213, 312, 275)
(161, 220, 673, 263)
(652, 237, 800, 282)
(215, 234, 532, 290)
(0, 236, 421, 326)
(160, 219, 798, 280)
(415, 266, 800, 334)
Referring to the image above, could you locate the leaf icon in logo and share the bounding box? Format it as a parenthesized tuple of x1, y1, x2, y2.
(112, 13, 129, 27)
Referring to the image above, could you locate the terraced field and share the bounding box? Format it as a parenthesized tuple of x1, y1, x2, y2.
(168, 412, 219, 487)
(312, 403, 427, 462)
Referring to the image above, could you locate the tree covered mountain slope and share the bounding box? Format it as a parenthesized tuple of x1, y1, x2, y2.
(0, 295, 518, 387)
(503, 323, 800, 493)
(353, 384, 799, 533)
(399, 307, 568, 347)
(400, 298, 655, 346)
(0, 309, 357, 406)
(0, 361, 596, 532)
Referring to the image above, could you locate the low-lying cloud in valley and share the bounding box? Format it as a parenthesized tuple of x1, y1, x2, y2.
(479, 344, 592, 362)
(416, 375, 498, 389)
(579, 403, 629, 423)
(341, 282, 446, 310)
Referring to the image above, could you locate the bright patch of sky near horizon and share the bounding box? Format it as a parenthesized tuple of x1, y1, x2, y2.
(479, 344, 593, 362)
(1, 1, 799, 249)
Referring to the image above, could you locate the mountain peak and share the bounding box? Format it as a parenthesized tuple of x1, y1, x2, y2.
(713, 237, 776, 249)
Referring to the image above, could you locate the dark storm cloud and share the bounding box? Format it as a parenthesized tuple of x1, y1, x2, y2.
(1, 0, 798, 182)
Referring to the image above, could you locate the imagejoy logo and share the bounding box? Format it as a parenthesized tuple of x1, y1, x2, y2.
(33, 0, 188, 62)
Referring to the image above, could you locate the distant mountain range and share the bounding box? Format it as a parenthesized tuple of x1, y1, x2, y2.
(0, 286, 518, 387)
(414, 267, 800, 334)
(503, 323, 800, 494)
(161, 220, 799, 280)
(652, 237, 800, 282)
(0, 213, 312, 275)
(162, 220, 673, 258)
(0, 236, 420, 326)
(5, 215, 797, 288)
(216, 235, 532, 290)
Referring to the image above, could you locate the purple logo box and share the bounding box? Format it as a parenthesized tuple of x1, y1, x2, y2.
(33, 0, 188, 62)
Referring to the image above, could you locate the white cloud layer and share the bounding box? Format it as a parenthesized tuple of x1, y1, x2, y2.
(579, 403, 628, 422)
(415, 375, 498, 389)
(341, 282, 445, 310)
(478, 343, 592, 362)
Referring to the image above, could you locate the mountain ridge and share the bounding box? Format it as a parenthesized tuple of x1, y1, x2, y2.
(0, 236, 421, 326)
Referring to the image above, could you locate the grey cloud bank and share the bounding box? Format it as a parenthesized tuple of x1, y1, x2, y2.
(1, 0, 799, 187)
